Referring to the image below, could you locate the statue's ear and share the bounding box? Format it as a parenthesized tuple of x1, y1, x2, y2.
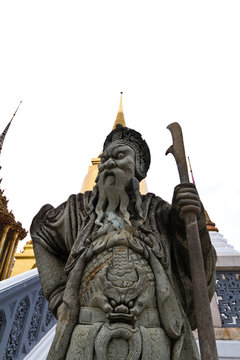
(131, 177, 140, 191)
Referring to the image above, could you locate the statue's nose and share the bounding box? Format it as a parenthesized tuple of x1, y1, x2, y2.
(105, 159, 116, 169)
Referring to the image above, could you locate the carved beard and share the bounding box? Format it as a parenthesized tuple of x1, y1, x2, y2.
(94, 168, 131, 226)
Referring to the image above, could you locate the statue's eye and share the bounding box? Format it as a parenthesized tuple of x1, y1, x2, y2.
(101, 156, 106, 163)
(117, 153, 124, 159)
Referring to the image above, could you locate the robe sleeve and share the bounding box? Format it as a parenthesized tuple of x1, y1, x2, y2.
(30, 193, 83, 316)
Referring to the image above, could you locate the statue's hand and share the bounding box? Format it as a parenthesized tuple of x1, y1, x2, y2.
(173, 183, 201, 220)
(172, 183, 210, 252)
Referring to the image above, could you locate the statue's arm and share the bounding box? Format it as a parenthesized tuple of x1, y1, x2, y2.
(33, 240, 67, 317)
(167, 183, 216, 327)
(171, 183, 216, 293)
(30, 195, 82, 317)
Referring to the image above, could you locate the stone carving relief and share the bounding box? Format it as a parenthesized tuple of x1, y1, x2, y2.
(27, 289, 45, 345)
(44, 310, 55, 330)
(3, 296, 29, 360)
(0, 310, 6, 343)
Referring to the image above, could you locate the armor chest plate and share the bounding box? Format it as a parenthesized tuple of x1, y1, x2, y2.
(79, 242, 157, 324)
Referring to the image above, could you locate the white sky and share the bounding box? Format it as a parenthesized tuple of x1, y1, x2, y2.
(0, 0, 240, 251)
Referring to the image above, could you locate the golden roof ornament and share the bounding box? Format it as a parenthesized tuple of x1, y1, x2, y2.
(205, 210, 219, 232)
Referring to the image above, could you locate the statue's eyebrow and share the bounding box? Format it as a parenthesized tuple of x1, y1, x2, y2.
(112, 145, 125, 158)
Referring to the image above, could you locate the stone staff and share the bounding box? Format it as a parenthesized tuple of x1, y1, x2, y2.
(166, 122, 218, 360)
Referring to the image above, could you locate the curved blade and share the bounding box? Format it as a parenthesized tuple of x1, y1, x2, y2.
(166, 122, 189, 183)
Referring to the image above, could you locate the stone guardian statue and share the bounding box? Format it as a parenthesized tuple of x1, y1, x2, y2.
(30, 124, 216, 360)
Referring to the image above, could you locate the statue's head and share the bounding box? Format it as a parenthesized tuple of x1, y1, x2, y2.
(102, 125, 151, 181)
(91, 125, 150, 226)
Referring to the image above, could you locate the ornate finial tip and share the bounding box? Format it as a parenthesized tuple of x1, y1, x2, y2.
(120, 91, 123, 94)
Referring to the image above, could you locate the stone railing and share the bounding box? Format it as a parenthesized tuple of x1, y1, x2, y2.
(0, 269, 56, 360)
(216, 270, 240, 328)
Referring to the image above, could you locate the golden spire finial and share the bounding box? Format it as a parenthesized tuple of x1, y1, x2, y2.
(112, 92, 126, 129)
(118, 91, 123, 113)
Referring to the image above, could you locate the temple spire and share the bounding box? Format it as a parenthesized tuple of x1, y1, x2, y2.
(0, 101, 22, 155)
(112, 92, 126, 129)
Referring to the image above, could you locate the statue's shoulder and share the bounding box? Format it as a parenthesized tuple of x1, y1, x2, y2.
(31, 191, 93, 229)
(52, 191, 93, 218)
